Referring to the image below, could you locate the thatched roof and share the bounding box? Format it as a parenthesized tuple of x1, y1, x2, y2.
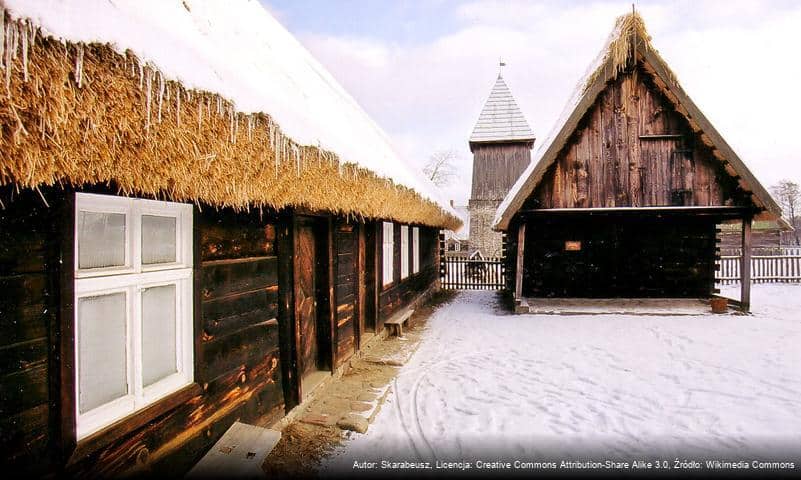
(493, 12, 782, 232)
(0, 2, 460, 230)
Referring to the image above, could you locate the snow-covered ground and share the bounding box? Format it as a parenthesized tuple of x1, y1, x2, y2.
(324, 285, 801, 472)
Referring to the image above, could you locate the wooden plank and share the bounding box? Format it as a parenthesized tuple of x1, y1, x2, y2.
(514, 224, 526, 300)
(741, 217, 752, 311)
(199, 322, 280, 382)
(186, 422, 280, 478)
(199, 210, 276, 262)
(58, 191, 77, 462)
(356, 223, 366, 350)
(201, 257, 278, 300)
(202, 287, 279, 338)
(274, 212, 299, 411)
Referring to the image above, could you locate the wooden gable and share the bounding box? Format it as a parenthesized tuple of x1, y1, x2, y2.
(525, 65, 747, 210)
(493, 12, 783, 231)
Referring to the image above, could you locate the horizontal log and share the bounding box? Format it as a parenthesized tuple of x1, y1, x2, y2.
(201, 256, 278, 300)
(202, 287, 279, 338)
(199, 321, 280, 382)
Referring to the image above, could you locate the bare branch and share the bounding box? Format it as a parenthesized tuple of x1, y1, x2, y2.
(423, 149, 459, 187)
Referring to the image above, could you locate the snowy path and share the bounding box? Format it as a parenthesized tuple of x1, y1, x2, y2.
(324, 285, 801, 469)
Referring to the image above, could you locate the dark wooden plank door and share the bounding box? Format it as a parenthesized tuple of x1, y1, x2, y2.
(295, 223, 318, 377)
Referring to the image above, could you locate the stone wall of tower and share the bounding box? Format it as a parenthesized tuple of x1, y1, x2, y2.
(468, 199, 504, 257)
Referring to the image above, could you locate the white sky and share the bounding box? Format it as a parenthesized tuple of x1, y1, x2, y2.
(273, 0, 801, 205)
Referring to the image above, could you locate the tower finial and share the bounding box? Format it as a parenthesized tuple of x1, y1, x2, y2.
(498, 57, 506, 77)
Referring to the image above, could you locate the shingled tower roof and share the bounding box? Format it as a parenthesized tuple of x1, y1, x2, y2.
(469, 74, 535, 146)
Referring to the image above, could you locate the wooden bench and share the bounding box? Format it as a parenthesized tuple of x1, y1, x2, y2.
(384, 308, 414, 337)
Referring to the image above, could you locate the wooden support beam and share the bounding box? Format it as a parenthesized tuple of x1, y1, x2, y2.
(740, 217, 752, 312)
(514, 223, 526, 300)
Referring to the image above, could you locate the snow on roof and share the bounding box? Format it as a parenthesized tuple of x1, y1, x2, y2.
(493, 12, 782, 231)
(469, 74, 534, 144)
(2, 0, 455, 218)
(450, 204, 470, 240)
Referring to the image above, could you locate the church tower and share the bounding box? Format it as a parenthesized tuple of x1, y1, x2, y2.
(468, 69, 535, 257)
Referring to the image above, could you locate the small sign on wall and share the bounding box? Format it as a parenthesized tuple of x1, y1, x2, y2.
(565, 240, 582, 251)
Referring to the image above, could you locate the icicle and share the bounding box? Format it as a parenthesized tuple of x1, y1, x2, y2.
(5, 21, 16, 92)
(176, 87, 181, 126)
(28, 20, 35, 47)
(247, 115, 253, 142)
(1, 11, 5, 70)
(138, 60, 143, 89)
(293, 145, 301, 177)
(145, 66, 152, 133)
(229, 109, 234, 144)
(10, 20, 17, 60)
(233, 113, 239, 144)
(21, 21, 27, 82)
(157, 71, 164, 123)
(197, 98, 202, 130)
(74, 43, 84, 88)
(217, 96, 222, 116)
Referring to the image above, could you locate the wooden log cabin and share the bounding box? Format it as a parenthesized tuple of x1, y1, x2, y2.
(0, 2, 458, 477)
(494, 12, 785, 313)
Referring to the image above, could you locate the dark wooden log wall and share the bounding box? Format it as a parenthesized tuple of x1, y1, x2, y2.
(0, 188, 63, 475)
(0, 188, 286, 476)
(526, 66, 747, 210)
(333, 219, 358, 368)
(471, 143, 532, 201)
(64, 206, 286, 476)
(378, 226, 438, 322)
(522, 214, 718, 298)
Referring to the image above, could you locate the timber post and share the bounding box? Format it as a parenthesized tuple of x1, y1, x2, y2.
(740, 215, 752, 312)
(514, 223, 526, 301)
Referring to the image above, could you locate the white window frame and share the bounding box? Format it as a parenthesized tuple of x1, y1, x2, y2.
(382, 222, 394, 286)
(400, 225, 409, 279)
(74, 193, 194, 440)
(412, 227, 420, 274)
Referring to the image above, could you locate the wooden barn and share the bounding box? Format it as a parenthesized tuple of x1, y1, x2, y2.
(494, 12, 784, 313)
(0, 1, 458, 477)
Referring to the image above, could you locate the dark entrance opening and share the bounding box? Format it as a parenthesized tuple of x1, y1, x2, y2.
(523, 213, 717, 298)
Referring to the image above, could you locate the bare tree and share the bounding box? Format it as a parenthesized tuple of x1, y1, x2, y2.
(423, 150, 459, 187)
(771, 179, 800, 245)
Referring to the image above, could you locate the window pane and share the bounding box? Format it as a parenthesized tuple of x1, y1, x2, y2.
(142, 284, 177, 387)
(78, 212, 126, 269)
(142, 215, 177, 265)
(78, 293, 128, 413)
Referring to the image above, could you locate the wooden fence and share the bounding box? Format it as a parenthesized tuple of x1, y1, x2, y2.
(441, 257, 505, 290)
(717, 253, 801, 284)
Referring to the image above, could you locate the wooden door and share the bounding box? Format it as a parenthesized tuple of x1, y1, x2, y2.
(295, 222, 318, 377)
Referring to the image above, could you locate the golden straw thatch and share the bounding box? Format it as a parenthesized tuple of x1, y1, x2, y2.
(0, 12, 461, 230)
(583, 11, 676, 94)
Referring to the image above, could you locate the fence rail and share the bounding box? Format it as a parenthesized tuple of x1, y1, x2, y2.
(441, 257, 505, 290)
(717, 254, 801, 284)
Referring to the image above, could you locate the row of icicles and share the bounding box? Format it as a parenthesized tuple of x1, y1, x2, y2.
(0, 9, 382, 184)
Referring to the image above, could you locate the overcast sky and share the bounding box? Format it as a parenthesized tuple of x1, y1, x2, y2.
(261, 0, 801, 205)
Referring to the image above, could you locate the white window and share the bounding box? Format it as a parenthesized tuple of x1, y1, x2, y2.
(412, 227, 420, 274)
(74, 193, 193, 440)
(400, 225, 409, 279)
(382, 222, 394, 286)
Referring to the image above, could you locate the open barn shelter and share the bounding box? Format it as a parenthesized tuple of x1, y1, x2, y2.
(0, 1, 458, 476)
(494, 12, 784, 313)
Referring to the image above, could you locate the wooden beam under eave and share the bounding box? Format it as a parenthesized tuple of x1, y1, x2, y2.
(740, 216, 752, 312)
